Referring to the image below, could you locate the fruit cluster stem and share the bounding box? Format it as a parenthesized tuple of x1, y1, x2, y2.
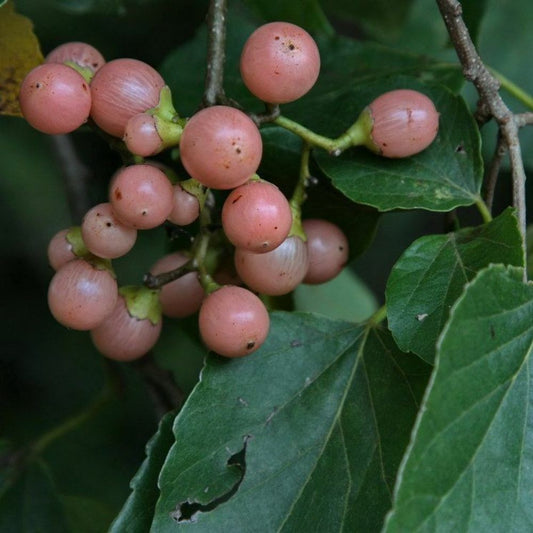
(203, 0, 228, 107)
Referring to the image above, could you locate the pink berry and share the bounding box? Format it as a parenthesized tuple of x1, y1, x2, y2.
(240, 22, 320, 104)
(45, 41, 105, 74)
(222, 180, 292, 252)
(81, 202, 137, 259)
(19, 63, 92, 134)
(167, 183, 200, 226)
(234, 235, 309, 295)
(303, 219, 349, 284)
(90, 58, 165, 138)
(367, 89, 439, 158)
(109, 164, 174, 229)
(198, 285, 270, 357)
(179, 106, 262, 190)
(123, 113, 163, 157)
(90, 293, 162, 361)
(149, 252, 204, 318)
(48, 259, 117, 330)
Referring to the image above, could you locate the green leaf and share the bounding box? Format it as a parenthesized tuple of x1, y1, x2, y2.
(461, 0, 490, 46)
(150, 313, 431, 531)
(110, 411, 175, 533)
(312, 79, 483, 212)
(293, 268, 378, 322)
(322, 0, 415, 42)
(384, 264, 533, 531)
(241, 0, 334, 37)
(386, 208, 524, 363)
(0, 460, 69, 532)
(61, 495, 116, 533)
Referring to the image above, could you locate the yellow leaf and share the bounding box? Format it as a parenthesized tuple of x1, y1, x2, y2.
(0, 0, 43, 116)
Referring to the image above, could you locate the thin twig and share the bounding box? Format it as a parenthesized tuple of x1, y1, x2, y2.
(50, 135, 92, 223)
(436, 0, 528, 279)
(483, 132, 507, 212)
(203, 0, 228, 107)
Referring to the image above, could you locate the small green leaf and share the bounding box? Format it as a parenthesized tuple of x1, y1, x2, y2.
(293, 268, 378, 322)
(150, 313, 431, 531)
(312, 79, 483, 212)
(0, 460, 69, 532)
(384, 264, 533, 531)
(110, 411, 175, 533)
(386, 208, 524, 363)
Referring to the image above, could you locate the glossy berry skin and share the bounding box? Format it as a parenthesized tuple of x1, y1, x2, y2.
(198, 285, 269, 358)
(368, 89, 439, 158)
(123, 113, 163, 157)
(167, 184, 200, 226)
(48, 259, 117, 330)
(47, 229, 77, 271)
(303, 219, 349, 284)
(235, 235, 309, 295)
(90, 58, 165, 137)
(81, 202, 137, 259)
(149, 252, 204, 318)
(90, 295, 162, 361)
(179, 106, 262, 189)
(240, 22, 320, 104)
(109, 164, 174, 229)
(222, 180, 292, 252)
(45, 42, 105, 74)
(19, 63, 92, 134)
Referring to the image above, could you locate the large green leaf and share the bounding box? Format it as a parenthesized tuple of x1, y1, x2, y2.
(386, 208, 524, 363)
(149, 313, 430, 531)
(110, 411, 176, 533)
(311, 79, 483, 212)
(0, 459, 69, 532)
(384, 265, 533, 531)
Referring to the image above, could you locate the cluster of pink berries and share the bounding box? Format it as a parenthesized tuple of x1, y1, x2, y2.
(23, 21, 440, 361)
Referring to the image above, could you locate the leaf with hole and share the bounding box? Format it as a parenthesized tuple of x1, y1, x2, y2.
(149, 312, 431, 531)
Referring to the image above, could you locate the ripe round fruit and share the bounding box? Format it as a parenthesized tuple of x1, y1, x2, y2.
(123, 113, 163, 157)
(19, 63, 92, 134)
(302, 219, 349, 284)
(179, 106, 262, 189)
(198, 285, 270, 357)
(48, 229, 78, 270)
(240, 22, 321, 104)
(90, 294, 162, 361)
(81, 202, 137, 259)
(90, 58, 165, 137)
(167, 183, 200, 226)
(109, 164, 174, 229)
(234, 235, 309, 295)
(149, 252, 204, 318)
(45, 41, 105, 74)
(222, 180, 292, 252)
(48, 259, 117, 330)
(367, 89, 439, 158)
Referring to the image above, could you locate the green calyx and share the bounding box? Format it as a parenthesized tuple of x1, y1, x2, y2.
(146, 86, 185, 150)
(334, 106, 378, 153)
(180, 178, 208, 210)
(119, 285, 162, 325)
(63, 60, 94, 83)
(66, 226, 89, 258)
(85, 255, 116, 278)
